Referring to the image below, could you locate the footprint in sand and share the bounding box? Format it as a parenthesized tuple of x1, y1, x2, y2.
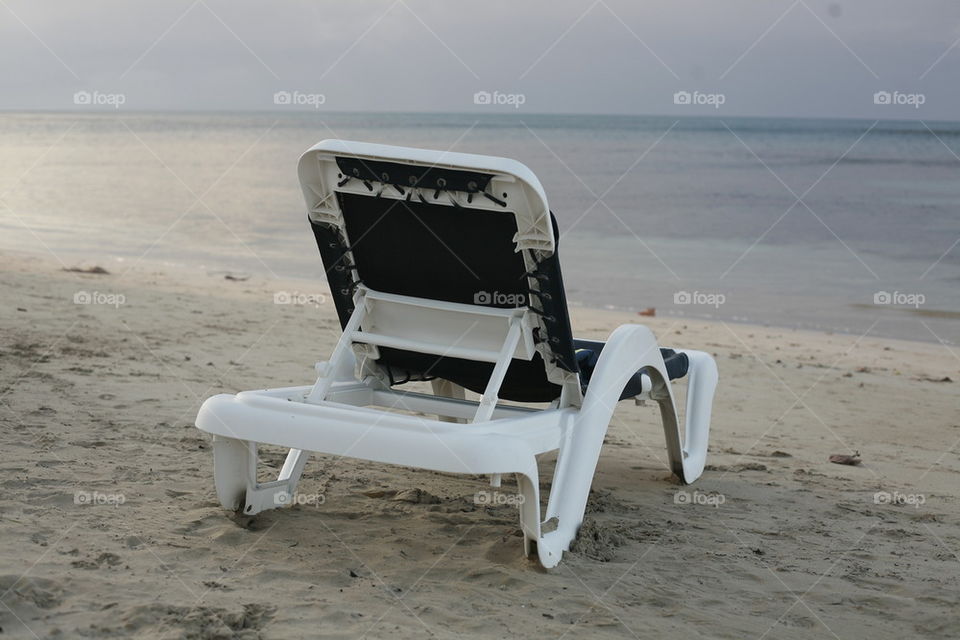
(71, 552, 122, 569)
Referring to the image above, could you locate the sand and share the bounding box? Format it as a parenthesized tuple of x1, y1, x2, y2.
(1, 250, 958, 639)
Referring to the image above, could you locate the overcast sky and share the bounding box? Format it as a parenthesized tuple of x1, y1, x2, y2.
(2, 0, 959, 119)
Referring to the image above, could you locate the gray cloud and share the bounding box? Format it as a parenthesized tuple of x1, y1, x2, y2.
(1, 0, 959, 119)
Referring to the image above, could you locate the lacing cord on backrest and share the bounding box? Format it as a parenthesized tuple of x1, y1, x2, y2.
(335, 161, 506, 212)
(521, 264, 569, 367)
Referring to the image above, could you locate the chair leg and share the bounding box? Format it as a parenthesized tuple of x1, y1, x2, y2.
(514, 466, 543, 560)
(212, 435, 250, 511)
(430, 379, 466, 423)
(212, 436, 310, 516)
(673, 350, 718, 483)
(536, 324, 711, 566)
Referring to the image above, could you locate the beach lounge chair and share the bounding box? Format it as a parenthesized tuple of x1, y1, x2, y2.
(195, 140, 719, 568)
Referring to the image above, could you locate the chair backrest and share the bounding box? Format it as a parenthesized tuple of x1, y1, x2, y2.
(298, 140, 578, 402)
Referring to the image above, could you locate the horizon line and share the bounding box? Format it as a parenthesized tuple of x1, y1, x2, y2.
(1, 108, 958, 126)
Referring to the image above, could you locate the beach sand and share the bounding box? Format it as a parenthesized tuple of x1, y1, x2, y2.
(1, 251, 958, 639)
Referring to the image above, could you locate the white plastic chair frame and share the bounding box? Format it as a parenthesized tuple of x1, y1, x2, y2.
(195, 140, 719, 568)
(196, 285, 717, 568)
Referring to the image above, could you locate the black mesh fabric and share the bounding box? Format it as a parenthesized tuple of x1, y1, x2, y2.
(310, 190, 578, 402)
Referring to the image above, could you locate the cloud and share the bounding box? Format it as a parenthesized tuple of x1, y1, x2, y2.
(1, 0, 958, 118)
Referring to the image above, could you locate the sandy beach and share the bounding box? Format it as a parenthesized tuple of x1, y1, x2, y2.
(1, 250, 958, 639)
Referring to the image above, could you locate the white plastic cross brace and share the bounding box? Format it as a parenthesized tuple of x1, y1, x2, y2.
(472, 315, 523, 424)
(472, 314, 524, 491)
(306, 296, 367, 404)
(308, 287, 536, 408)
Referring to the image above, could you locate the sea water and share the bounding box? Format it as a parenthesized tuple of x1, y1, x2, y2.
(1, 111, 957, 343)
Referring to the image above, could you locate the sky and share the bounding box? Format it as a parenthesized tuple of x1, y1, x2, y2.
(1, 0, 959, 119)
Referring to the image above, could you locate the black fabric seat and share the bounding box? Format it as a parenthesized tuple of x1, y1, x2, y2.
(311, 166, 688, 403)
(574, 339, 689, 401)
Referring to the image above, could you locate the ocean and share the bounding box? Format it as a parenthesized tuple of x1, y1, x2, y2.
(1, 111, 957, 344)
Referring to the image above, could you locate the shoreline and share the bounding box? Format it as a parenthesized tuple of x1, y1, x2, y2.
(3, 246, 954, 349)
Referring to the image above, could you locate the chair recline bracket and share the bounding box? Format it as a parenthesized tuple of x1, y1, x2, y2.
(307, 287, 537, 420)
